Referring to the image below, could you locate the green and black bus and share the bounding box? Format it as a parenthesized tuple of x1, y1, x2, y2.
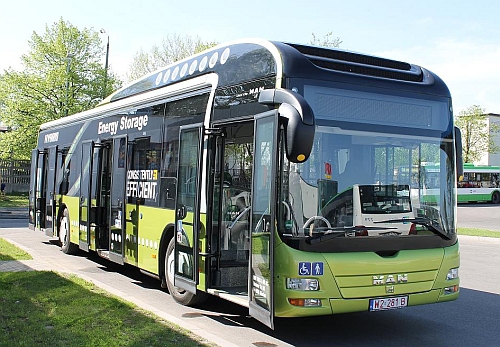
(29, 39, 462, 328)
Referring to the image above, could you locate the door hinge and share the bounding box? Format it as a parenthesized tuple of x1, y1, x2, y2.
(205, 128, 225, 137)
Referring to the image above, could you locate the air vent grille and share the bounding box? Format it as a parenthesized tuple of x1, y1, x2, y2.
(287, 43, 423, 82)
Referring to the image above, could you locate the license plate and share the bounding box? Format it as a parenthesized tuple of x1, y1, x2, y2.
(369, 296, 408, 311)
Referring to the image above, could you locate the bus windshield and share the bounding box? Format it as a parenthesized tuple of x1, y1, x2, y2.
(278, 86, 456, 244)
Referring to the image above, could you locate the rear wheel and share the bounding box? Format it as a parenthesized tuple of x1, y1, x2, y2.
(59, 208, 78, 254)
(492, 191, 500, 204)
(165, 237, 207, 306)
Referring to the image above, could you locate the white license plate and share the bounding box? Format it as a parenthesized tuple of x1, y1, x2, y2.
(369, 296, 408, 311)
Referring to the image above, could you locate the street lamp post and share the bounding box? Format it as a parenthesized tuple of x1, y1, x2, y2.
(100, 29, 109, 99)
(65, 54, 74, 117)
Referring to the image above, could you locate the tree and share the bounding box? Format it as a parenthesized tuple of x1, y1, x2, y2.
(0, 18, 122, 159)
(127, 34, 218, 82)
(455, 105, 500, 163)
(310, 32, 342, 48)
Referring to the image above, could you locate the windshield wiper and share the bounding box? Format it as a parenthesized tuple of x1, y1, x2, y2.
(374, 217, 451, 240)
(306, 226, 398, 245)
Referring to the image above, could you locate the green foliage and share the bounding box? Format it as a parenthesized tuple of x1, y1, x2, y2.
(310, 32, 342, 48)
(455, 105, 500, 164)
(0, 18, 122, 160)
(127, 34, 218, 82)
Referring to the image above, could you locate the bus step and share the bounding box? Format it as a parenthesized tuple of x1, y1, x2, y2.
(220, 267, 247, 287)
(97, 249, 110, 260)
(207, 287, 249, 308)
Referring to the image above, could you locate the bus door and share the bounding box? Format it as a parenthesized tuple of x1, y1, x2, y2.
(174, 124, 203, 294)
(28, 149, 39, 230)
(108, 136, 127, 264)
(44, 145, 58, 236)
(249, 111, 278, 329)
(79, 141, 95, 252)
(34, 150, 48, 232)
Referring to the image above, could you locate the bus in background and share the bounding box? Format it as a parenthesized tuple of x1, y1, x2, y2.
(458, 163, 500, 203)
(29, 39, 462, 329)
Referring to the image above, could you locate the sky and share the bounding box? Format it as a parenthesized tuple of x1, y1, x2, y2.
(1, 0, 499, 114)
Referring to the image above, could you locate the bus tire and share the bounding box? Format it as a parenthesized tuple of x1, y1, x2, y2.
(492, 191, 500, 204)
(59, 208, 78, 255)
(165, 237, 208, 306)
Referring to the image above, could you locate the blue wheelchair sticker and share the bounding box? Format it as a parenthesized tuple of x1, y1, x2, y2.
(298, 262, 311, 276)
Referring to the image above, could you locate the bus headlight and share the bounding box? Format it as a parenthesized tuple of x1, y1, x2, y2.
(446, 268, 459, 280)
(288, 298, 322, 307)
(286, 278, 319, 291)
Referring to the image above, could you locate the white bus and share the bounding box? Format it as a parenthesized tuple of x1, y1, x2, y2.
(458, 163, 500, 203)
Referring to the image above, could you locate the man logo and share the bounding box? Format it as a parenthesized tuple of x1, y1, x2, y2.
(373, 274, 408, 285)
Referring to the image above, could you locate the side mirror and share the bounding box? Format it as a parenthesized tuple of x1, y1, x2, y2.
(454, 126, 463, 178)
(259, 89, 315, 163)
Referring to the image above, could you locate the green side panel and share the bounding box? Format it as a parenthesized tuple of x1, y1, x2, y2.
(125, 203, 139, 266)
(130, 205, 175, 274)
(59, 195, 80, 248)
(197, 213, 207, 292)
(457, 193, 491, 202)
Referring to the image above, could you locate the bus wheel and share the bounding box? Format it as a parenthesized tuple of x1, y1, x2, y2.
(492, 191, 500, 204)
(165, 238, 207, 306)
(59, 208, 78, 255)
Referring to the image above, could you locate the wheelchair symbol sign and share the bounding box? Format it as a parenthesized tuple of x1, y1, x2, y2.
(298, 262, 311, 276)
(298, 262, 324, 276)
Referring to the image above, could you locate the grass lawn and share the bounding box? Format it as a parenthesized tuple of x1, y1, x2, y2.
(0, 237, 32, 261)
(0, 271, 214, 347)
(458, 228, 500, 238)
(0, 191, 29, 208)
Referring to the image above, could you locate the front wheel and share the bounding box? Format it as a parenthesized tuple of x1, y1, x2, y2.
(59, 208, 78, 254)
(492, 191, 500, 204)
(164, 238, 208, 306)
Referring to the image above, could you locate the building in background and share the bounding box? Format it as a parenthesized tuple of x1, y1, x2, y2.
(479, 113, 500, 166)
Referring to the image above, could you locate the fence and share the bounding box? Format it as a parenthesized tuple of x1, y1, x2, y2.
(0, 159, 31, 193)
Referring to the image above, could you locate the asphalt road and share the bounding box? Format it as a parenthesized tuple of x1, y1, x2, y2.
(457, 203, 500, 230)
(1, 205, 499, 347)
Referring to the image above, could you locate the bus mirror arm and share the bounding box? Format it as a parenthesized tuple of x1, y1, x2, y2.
(454, 126, 463, 178)
(259, 89, 315, 163)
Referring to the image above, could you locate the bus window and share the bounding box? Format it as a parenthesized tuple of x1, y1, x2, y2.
(127, 137, 161, 207)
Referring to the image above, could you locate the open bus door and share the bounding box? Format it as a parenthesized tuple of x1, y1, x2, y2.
(79, 141, 94, 252)
(174, 124, 203, 294)
(33, 150, 48, 232)
(44, 145, 58, 236)
(28, 149, 39, 230)
(109, 136, 127, 264)
(249, 111, 278, 329)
